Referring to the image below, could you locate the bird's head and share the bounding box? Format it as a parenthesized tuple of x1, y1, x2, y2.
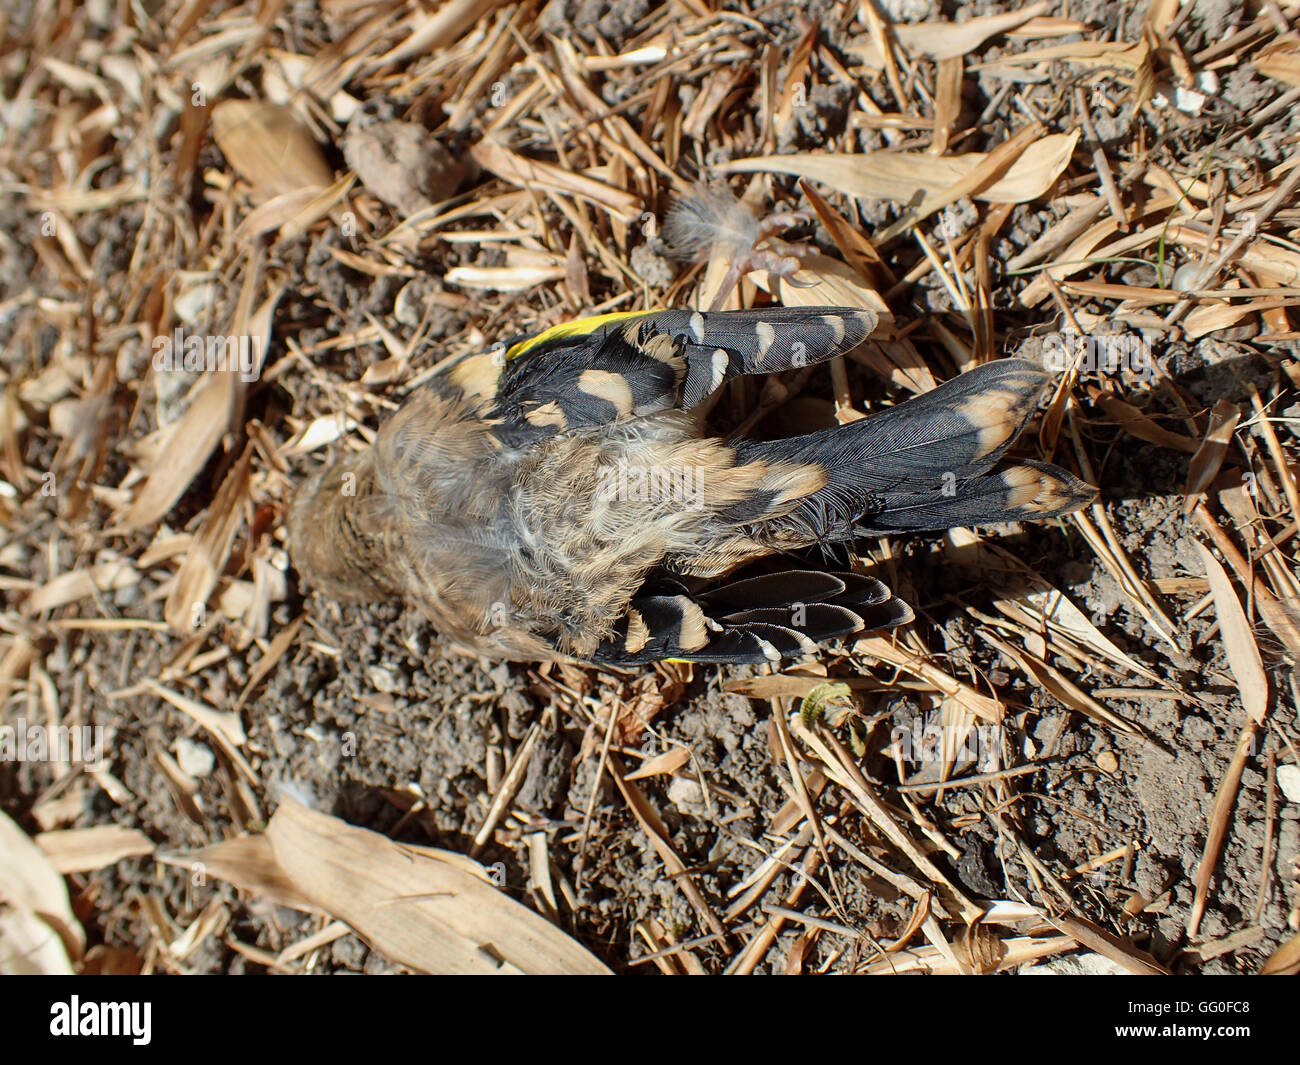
(286, 453, 395, 602)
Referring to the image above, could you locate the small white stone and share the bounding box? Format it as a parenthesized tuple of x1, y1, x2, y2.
(1171, 261, 1204, 291)
(667, 777, 707, 815)
(1174, 86, 1206, 115)
(173, 279, 218, 326)
(367, 665, 401, 693)
(1277, 764, 1300, 804)
(175, 738, 215, 779)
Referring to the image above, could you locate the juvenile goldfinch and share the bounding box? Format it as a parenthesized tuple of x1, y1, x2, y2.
(288, 307, 1094, 665)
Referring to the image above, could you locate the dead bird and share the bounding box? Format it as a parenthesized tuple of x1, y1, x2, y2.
(288, 306, 1094, 665)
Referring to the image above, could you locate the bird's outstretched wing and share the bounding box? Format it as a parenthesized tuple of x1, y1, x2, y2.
(587, 569, 912, 666)
(442, 306, 877, 445)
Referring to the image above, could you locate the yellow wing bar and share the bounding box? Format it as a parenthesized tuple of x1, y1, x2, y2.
(504, 309, 659, 361)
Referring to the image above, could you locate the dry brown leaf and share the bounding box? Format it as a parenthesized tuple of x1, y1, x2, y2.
(724, 673, 886, 699)
(169, 898, 230, 963)
(751, 252, 885, 313)
(278, 173, 358, 243)
(143, 679, 257, 788)
(36, 826, 154, 874)
(164, 445, 251, 632)
(236, 615, 304, 710)
(1022, 212, 1300, 306)
(144, 679, 245, 747)
(1260, 930, 1300, 975)
(235, 280, 287, 386)
(0, 809, 84, 964)
(946, 528, 1164, 684)
(1037, 910, 1168, 975)
(799, 178, 893, 286)
(1196, 504, 1300, 657)
(157, 835, 319, 913)
(472, 138, 640, 221)
(211, 100, 333, 199)
(884, 891, 932, 952)
(1143, 0, 1179, 34)
(115, 372, 235, 532)
(624, 746, 692, 781)
(849, 2, 1050, 65)
(381, 0, 509, 64)
(722, 132, 1078, 207)
(23, 558, 140, 613)
(1196, 542, 1268, 723)
(233, 185, 333, 244)
(0, 908, 75, 974)
(983, 631, 1141, 736)
(1018, 199, 1173, 305)
(974, 37, 1150, 72)
(231, 174, 355, 244)
(265, 799, 610, 974)
(860, 934, 1076, 974)
(26, 182, 146, 216)
(856, 634, 1003, 723)
(1096, 394, 1200, 453)
(1255, 37, 1300, 88)
(1183, 300, 1262, 340)
(1188, 720, 1259, 939)
(1183, 399, 1240, 513)
(1170, 223, 1300, 286)
(931, 56, 963, 156)
(1010, 16, 1089, 37)
(0, 635, 34, 701)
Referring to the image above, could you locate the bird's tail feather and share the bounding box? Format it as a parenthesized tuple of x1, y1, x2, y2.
(860, 459, 1095, 533)
(737, 359, 1095, 543)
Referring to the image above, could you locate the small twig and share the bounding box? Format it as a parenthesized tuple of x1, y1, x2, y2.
(627, 931, 727, 968)
(761, 904, 864, 940)
(471, 722, 540, 856)
(897, 762, 1044, 793)
(577, 695, 622, 861)
(1249, 384, 1300, 524)
(1254, 747, 1277, 926)
(1074, 87, 1127, 231)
